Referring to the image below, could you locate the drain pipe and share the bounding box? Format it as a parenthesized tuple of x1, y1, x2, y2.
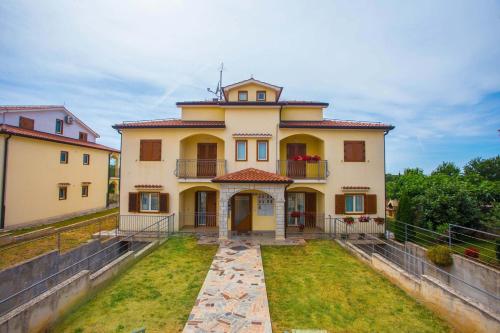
(283, 183, 290, 239)
(1, 134, 12, 229)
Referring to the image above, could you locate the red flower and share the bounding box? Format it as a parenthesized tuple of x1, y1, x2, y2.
(464, 247, 480, 258)
(290, 211, 302, 218)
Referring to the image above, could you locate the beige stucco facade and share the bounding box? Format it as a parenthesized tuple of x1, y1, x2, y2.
(117, 78, 392, 239)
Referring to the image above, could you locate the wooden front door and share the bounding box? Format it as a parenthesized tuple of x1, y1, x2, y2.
(305, 192, 317, 228)
(197, 143, 217, 177)
(287, 143, 306, 178)
(231, 194, 252, 233)
(195, 191, 217, 227)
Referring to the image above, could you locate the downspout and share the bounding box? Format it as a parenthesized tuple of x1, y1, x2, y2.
(1, 134, 12, 229)
(383, 130, 388, 235)
(283, 183, 290, 239)
(276, 105, 283, 174)
(118, 130, 123, 208)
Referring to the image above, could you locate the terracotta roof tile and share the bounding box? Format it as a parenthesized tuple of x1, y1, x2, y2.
(175, 101, 328, 107)
(342, 186, 371, 190)
(134, 184, 163, 189)
(113, 119, 225, 129)
(232, 133, 272, 137)
(0, 105, 65, 111)
(280, 120, 394, 130)
(0, 125, 118, 152)
(212, 168, 293, 183)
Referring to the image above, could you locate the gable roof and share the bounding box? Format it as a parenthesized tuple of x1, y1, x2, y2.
(222, 78, 283, 101)
(0, 124, 118, 152)
(212, 168, 293, 183)
(176, 100, 328, 107)
(113, 119, 225, 129)
(0, 105, 100, 138)
(280, 120, 394, 131)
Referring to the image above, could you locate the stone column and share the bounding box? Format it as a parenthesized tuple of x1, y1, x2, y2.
(275, 199, 286, 240)
(218, 199, 229, 240)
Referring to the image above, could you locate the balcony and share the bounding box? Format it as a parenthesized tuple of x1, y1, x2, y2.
(175, 159, 227, 179)
(277, 160, 328, 180)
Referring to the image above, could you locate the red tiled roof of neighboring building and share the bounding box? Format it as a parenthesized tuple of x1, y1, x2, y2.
(0, 105, 65, 111)
(113, 119, 225, 129)
(280, 120, 394, 130)
(175, 101, 329, 107)
(212, 168, 293, 183)
(0, 124, 119, 152)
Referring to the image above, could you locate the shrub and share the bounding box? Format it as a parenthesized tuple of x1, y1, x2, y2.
(464, 247, 479, 258)
(427, 245, 453, 266)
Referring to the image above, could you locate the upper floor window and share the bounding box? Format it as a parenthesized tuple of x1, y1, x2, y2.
(256, 91, 266, 101)
(19, 116, 35, 130)
(60, 151, 69, 164)
(83, 154, 90, 165)
(238, 91, 248, 101)
(140, 139, 162, 161)
(235, 140, 247, 161)
(344, 141, 365, 162)
(55, 119, 64, 134)
(345, 194, 364, 213)
(79, 132, 88, 141)
(257, 140, 269, 161)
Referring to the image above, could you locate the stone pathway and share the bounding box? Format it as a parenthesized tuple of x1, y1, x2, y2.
(183, 240, 272, 333)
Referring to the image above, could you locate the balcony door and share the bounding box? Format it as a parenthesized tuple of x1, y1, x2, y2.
(286, 143, 306, 178)
(197, 143, 217, 178)
(195, 191, 217, 227)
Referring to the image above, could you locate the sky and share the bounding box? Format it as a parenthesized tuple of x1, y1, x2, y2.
(0, 0, 499, 174)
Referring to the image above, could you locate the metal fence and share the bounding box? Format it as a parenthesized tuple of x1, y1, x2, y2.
(0, 214, 174, 317)
(276, 160, 328, 180)
(388, 220, 499, 267)
(175, 159, 226, 178)
(179, 212, 218, 228)
(345, 233, 500, 314)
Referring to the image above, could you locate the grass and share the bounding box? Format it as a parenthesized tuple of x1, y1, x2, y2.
(52, 236, 217, 333)
(262, 240, 453, 333)
(0, 208, 119, 270)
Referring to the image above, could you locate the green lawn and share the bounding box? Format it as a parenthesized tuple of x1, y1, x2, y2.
(52, 236, 216, 333)
(262, 240, 453, 333)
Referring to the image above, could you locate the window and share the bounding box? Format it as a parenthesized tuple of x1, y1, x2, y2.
(140, 140, 162, 161)
(60, 151, 69, 164)
(59, 187, 67, 200)
(79, 132, 88, 141)
(81, 185, 89, 197)
(256, 91, 266, 101)
(257, 140, 268, 161)
(19, 116, 34, 130)
(344, 141, 365, 162)
(257, 194, 274, 216)
(55, 119, 64, 134)
(235, 140, 247, 161)
(238, 91, 248, 101)
(83, 154, 90, 165)
(345, 194, 364, 213)
(140, 192, 160, 212)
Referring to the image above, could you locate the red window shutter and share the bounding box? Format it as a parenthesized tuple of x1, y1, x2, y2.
(365, 194, 377, 214)
(128, 192, 138, 212)
(335, 195, 345, 214)
(159, 193, 169, 213)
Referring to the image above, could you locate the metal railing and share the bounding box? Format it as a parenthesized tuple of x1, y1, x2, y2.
(179, 212, 218, 228)
(286, 212, 326, 229)
(175, 159, 226, 179)
(0, 214, 174, 317)
(285, 216, 385, 239)
(388, 220, 499, 267)
(344, 233, 500, 314)
(119, 214, 174, 234)
(276, 160, 328, 180)
(333, 217, 386, 238)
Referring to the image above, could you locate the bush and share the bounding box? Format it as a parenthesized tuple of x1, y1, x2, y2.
(427, 245, 453, 266)
(464, 247, 480, 258)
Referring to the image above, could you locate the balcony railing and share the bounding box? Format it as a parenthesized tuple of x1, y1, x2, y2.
(175, 159, 226, 179)
(277, 160, 328, 180)
(180, 213, 218, 228)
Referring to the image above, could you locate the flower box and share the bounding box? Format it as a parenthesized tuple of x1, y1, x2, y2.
(343, 216, 355, 225)
(374, 217, 385, 225)
(358, 215, 370, 223)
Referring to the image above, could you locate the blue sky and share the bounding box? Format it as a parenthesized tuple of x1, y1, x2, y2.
(0, 0, 499, 173)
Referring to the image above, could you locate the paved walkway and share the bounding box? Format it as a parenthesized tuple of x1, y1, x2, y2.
(183, 240, 272, 333)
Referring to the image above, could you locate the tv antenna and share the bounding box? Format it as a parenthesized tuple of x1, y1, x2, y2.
(207, 62, 224, 100)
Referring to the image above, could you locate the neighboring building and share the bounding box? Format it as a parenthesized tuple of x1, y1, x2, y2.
(114, 78, 394, 240)
(386, 199, 399, 218)
(108, 152, 120, 206)
(0, 105, 119, 229)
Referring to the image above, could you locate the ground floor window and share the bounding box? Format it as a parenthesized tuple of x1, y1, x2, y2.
(81, 185, 89, 197)
(140, 192, 159, 212)
(257, 194, 274, 216)
(59, 186, 67, 200)
(345, 194, 364, 213)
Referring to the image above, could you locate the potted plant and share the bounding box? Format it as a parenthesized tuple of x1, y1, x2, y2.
(358, 215, 370, 222)
(464, 247, 480, 259)
(293, 155, 304, 161)
(310, 155, 321, 163)
(374, 217, 385, 225)
(343, 216, 355, 225)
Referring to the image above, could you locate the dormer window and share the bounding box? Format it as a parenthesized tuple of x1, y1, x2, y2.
(256, 91, 266, 101)
(55, 119, 64, 134)
(238, 91, 248, 101)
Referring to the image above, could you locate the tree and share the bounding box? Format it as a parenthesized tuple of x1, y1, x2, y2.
(394, 194, 417, 242)
(464, 156, 500, 181)
(432, 162, 460, 177)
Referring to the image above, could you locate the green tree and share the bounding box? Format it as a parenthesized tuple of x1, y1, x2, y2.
(464, 156, 500, 181)
(431, 162, 460, 177)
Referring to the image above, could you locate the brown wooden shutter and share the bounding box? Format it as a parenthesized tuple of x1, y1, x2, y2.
(365, 194, 377, 214)
(344, 141, 365, 162)
(159, 193, 169, 213)
(140, 140, 161, 161)
(129, 192, 139, 212)
(335, 194, 345, 214)
(152, 141, 162, 161)
(19, 116, 35, 130)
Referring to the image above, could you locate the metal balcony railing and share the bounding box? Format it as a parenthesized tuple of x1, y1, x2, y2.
(276, 160, 328, 180)
(175, 159, 226, 179)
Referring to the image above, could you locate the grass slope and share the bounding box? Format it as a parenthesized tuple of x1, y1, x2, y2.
(52, 236, 217, 333)
(262, 240, 452, 333)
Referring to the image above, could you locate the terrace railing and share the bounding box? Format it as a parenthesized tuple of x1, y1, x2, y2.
(276, 160, 328, 180)
(175, 159, 226, 179)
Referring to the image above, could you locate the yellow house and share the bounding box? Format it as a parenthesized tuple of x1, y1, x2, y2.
(0, 106, 120, 229)
(114, 78, 394, 240)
